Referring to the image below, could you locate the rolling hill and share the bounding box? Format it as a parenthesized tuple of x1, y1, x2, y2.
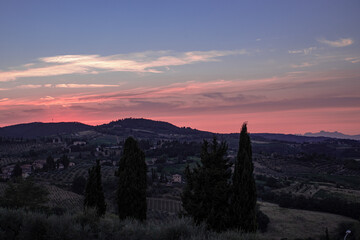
(0, 118, 358, 145)
(0, 122, 92, 138)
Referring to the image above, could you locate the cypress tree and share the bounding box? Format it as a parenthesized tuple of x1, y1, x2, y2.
(46, 155, 55, 171)
(60, 154, 69, 169)
(11, 163, 22, 179)
(116, 137, 147, 221)
(231, 123, 257, 232)
(181, 138, 231, 232)
(84, 159, 106, 216)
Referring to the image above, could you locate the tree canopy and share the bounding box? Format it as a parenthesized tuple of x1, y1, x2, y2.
(116, 137, 147, 221)
(84, 160, 106, 217)
(182, 123, 257, 232)
(231, 123, 257, 232)
(182, 137, 232, 232)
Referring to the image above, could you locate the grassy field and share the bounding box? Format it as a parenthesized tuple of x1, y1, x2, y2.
(305, 173, 360, 189)
(147, 198, 357, 240)
(258, 201, 356, 240)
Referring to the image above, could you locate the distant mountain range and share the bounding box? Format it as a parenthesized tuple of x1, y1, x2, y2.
(0, 118, 358, 142)
(304, 131, 360, 141)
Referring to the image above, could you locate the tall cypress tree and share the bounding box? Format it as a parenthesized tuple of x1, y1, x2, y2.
(46, 155, 55, 171)
(84, 159, 106, 216)
(116, 137, 147, 221)
(11, 163, 22, 179)
(231, 123, 257, 232)
(182, 137, 231, 232)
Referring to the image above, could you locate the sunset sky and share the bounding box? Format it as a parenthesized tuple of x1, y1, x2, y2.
(0, 1, 359, 134)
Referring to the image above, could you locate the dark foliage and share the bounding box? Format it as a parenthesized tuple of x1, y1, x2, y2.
(146, 140, 202, 159)
(230, 123, 257, 232)
(344, 159, 360, 170)
(181, 137, 232, 232)
(60, 154, 70, 169)
(0, 178, 49, 210)
(45, 155, 56, 171)
(84, 160, 106, 217)
(116, 137, 147, 221)
(11, 163, 22, 179)
(256, 207, 270, 233)
(0, 208, 254, 240)
(71, 176, 87, 195)
(260, 191, 360, 220)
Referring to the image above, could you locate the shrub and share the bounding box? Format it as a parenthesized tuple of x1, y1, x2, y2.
(0, 208, 23, 240)
(0, 207, 258, 240)
(256, 208, 270, 233)
(18, 215, 49, 240)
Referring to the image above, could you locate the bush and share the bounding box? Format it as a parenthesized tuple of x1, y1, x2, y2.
(0, 208, 23, 240)
(256, 209, 270, 233)
(0, 207, 258, 240)
(18, 215, 49, 240)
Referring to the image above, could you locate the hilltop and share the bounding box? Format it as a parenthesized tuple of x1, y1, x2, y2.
(0, 122, 92, 138)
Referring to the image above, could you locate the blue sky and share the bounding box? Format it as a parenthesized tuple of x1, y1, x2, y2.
(0, 0, 359, 133)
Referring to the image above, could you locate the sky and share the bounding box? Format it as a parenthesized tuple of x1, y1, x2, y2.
(0, 0, 359, 134)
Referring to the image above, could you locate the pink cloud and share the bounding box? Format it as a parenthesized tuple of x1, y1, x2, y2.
(0, 69, 359, 134)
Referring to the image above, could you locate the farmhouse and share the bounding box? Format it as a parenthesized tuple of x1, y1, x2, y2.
(32, 159, 46, 170)
(172, 174, 182, 183)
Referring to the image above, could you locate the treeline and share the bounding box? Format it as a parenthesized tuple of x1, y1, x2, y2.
(145, 140, 201, 158)
(260, 191, 360, 220)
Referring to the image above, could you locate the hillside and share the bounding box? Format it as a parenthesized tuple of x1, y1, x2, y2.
(305, 131, 360, 141)
(95, 118, 213, 139)
(0, 118, 343, 143)
(0, 122, 92, 138)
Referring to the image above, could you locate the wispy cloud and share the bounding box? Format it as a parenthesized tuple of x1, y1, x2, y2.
(288, 47, 316, 55)
(16, 84, 43, 89)
(317, 38, 353, 47)
(0, 50, 247, 82)
(54, 84, 121, 88)
(11, 83, 121, 89)
(291, 62, 314, 68)
(345, 57, 360, 64)
(40, 96, 55, 101)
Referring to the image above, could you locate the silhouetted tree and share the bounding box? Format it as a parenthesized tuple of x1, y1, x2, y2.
(116, 137, 147, 221)
(151, 168, 157, 182)
(60, 155, 69, 169)
(230, 123, 257, 232)
(84, 160, 106, 216)
(11, 163, 22, 179)
(46, 155, 55, 171)
(181, 138, 232, 232)
(72, 176, 87, 195)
